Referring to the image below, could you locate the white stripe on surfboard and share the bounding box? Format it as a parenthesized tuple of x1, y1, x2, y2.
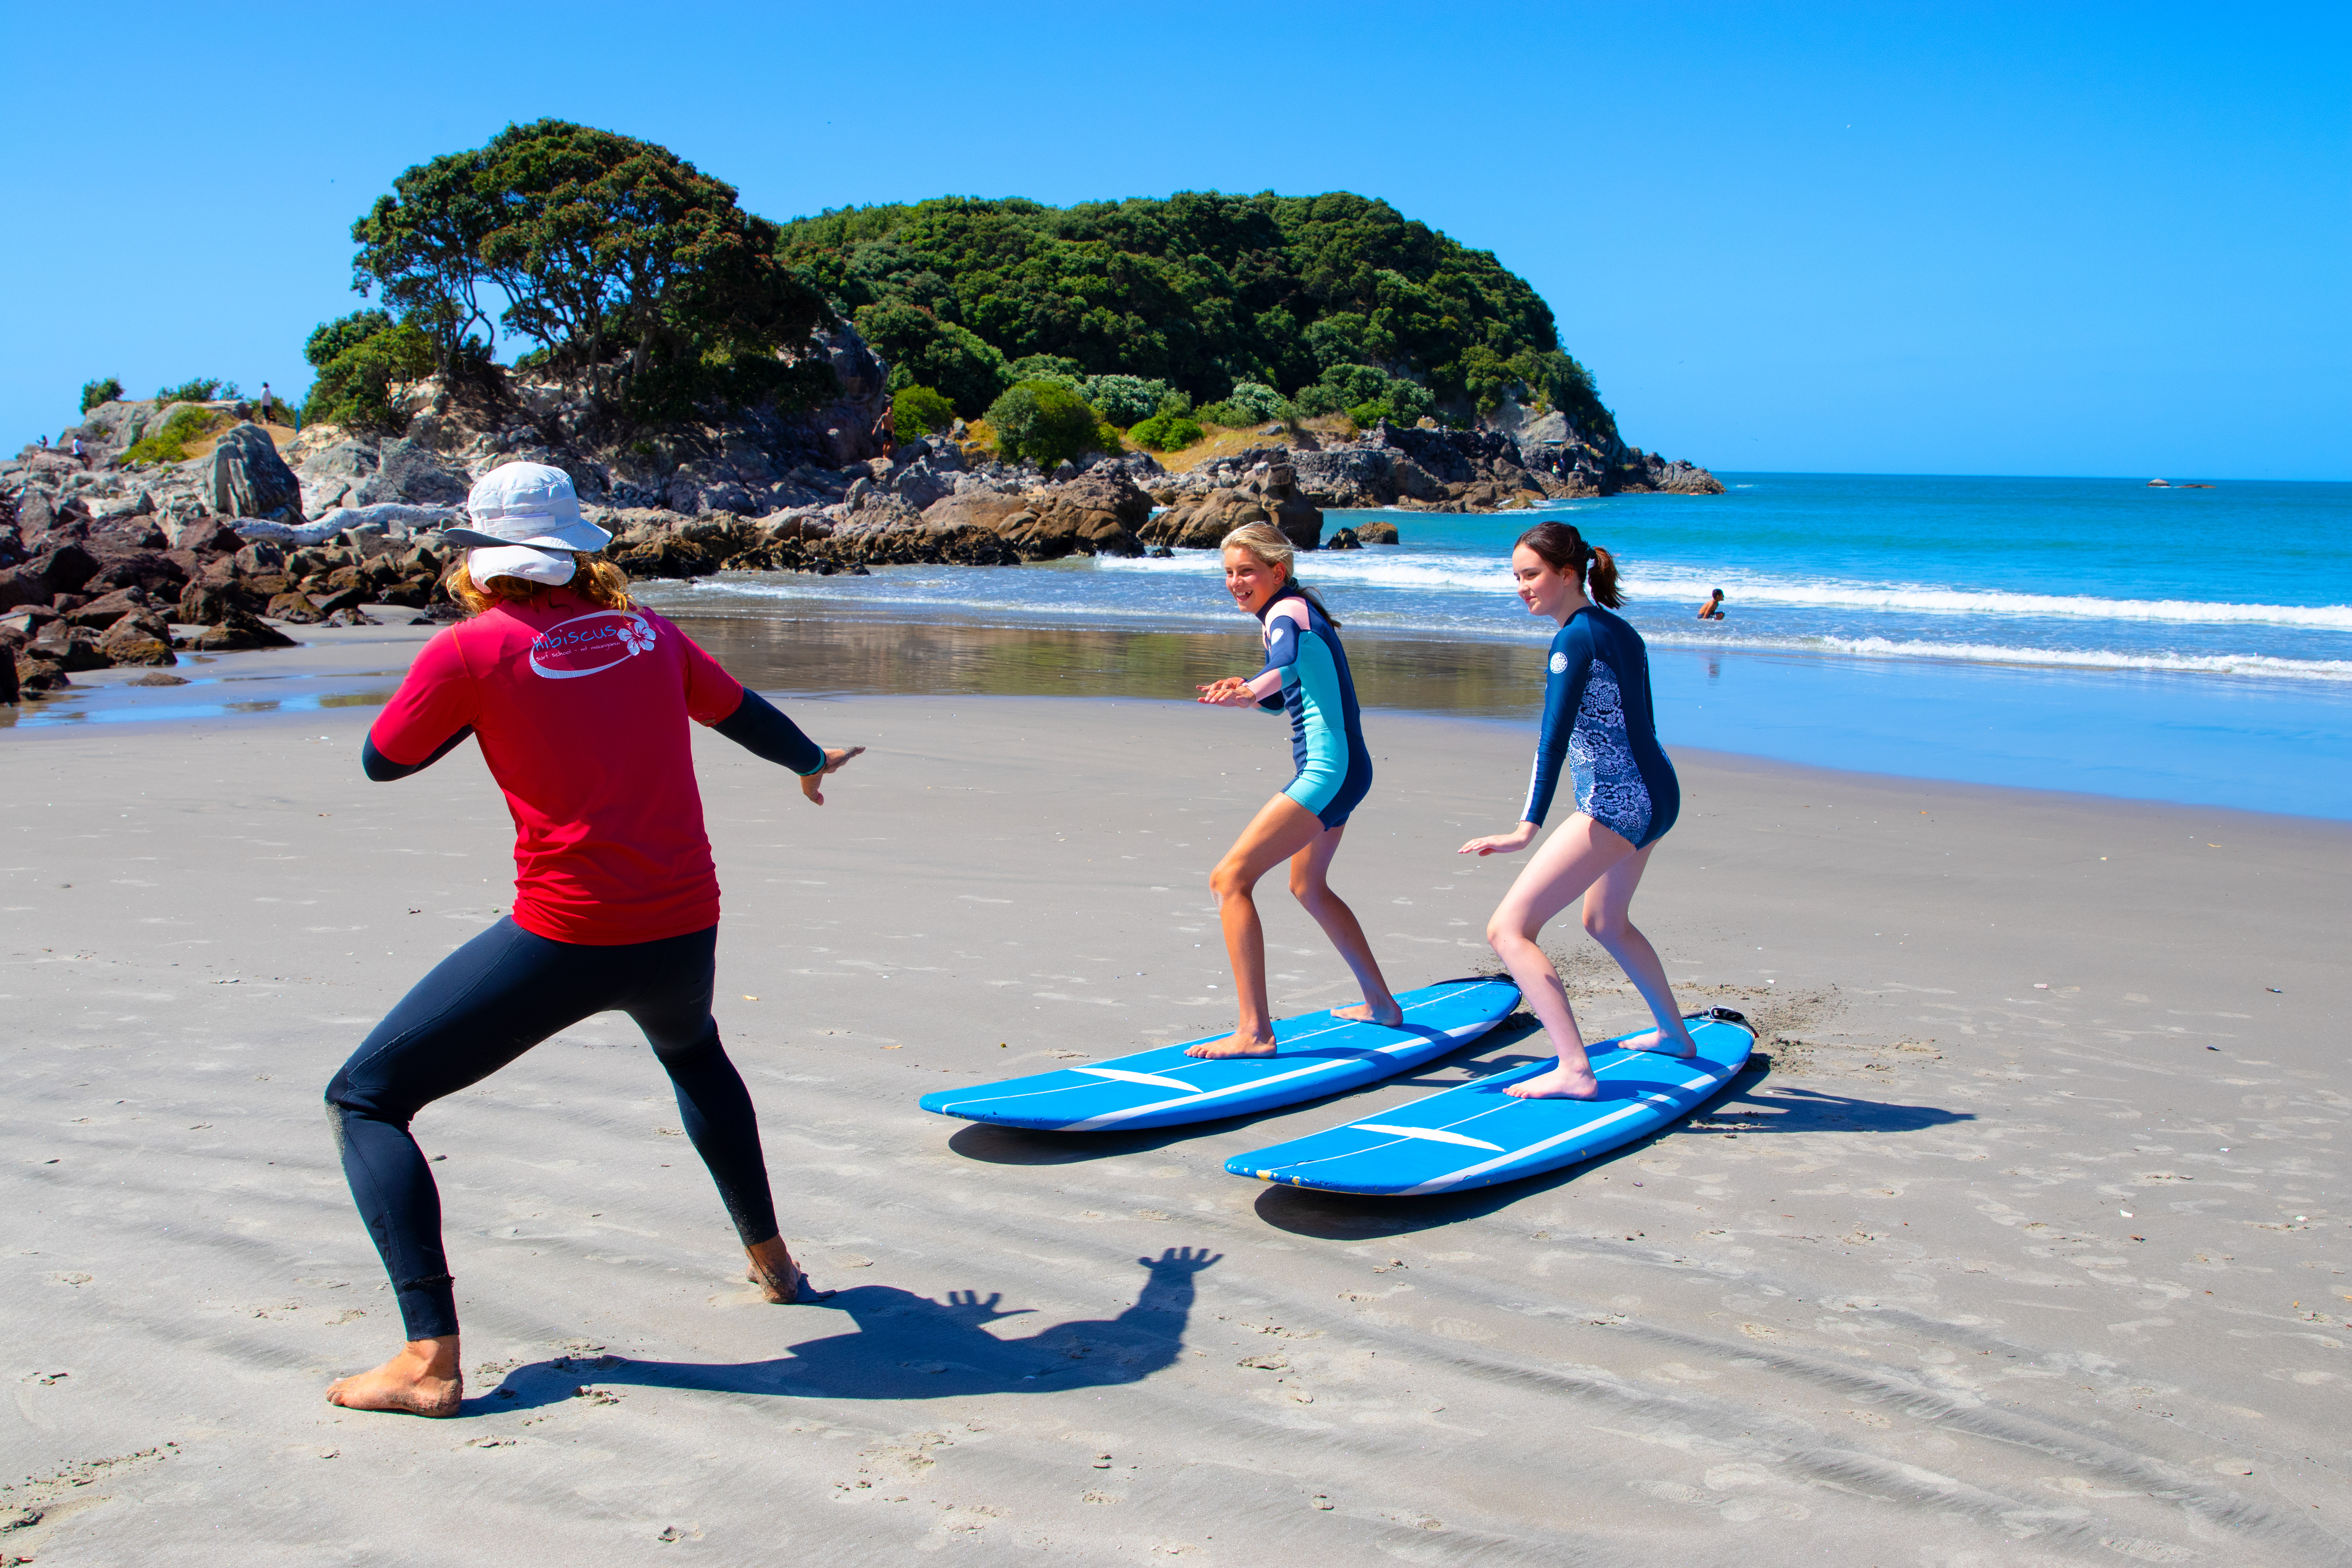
(1247, 1036, 1695, 1176)
(1073, 1067, 1202, 1092)
(931, 982, 1496, 1114)
(938, 981, 1504, 1123)
(1059, 1009, 1506, 1132)
(1390, 1065, 1731, 1195)
(1344, 1123, 1506, 1152)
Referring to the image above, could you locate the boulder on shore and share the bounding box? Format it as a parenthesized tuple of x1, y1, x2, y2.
(205, 424, 304, 523)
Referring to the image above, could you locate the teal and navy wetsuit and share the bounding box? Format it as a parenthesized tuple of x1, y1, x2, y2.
(1247, 591, 1373, 829)
(1523, 604, 1679, 848)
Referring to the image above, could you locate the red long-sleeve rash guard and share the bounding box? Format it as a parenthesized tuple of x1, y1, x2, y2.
(368, 593, 747, 945)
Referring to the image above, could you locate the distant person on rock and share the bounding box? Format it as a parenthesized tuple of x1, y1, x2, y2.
(259, 382, 272, 423)
(1189, 521, 1399, 1057)
(322, 461, 864, 1418)
(1695, 588, 1725, 620)
(1459, 520, 1694, 1098)
(70, 436, 85, 466)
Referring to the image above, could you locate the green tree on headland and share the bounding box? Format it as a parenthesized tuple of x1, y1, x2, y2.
(80, 377, 123, 413)
(348, 120, 833, 420)
(776, 192, 1615, 437)
(326, 127, 1618, 441)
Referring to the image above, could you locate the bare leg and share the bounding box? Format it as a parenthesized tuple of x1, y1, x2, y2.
(1581, 843, 1699, 1056)
(1288, 824, 1403, 1027)
(1484, 816, 1639, 1099)
(744, 1234, 805, 1303)
(1190, 795, 1330, 1058)
(327, 1335, 462, 1416)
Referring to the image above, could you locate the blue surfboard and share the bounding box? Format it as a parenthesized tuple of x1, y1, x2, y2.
(1224, 1008, 1755, 1194)
(918, 977, 1520, 1132)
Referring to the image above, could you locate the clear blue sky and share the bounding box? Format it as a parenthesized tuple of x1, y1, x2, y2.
(3, 2, 2343, 479)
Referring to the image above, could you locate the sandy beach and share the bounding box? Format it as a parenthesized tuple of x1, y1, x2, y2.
(4, 681, 2347, 1565)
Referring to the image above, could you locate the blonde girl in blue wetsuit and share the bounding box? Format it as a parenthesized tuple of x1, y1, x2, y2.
(1459, 520, 1697, 1099)
(1190, 522, 1401, 1058)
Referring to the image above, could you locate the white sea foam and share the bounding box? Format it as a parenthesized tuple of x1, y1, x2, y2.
(1625, 565, 2352, 630)
(1644, 630, 2352, 682)
(1098, 551, 2352, 628)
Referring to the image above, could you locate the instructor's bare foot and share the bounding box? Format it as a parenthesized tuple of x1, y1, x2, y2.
(1330, 999, 1405, 1027)
(1615, 1027, 1697, 1058)
(1186, 1031, 1278, 1059)
(1506, 1061, 1602, 1100)
(326, 1336, 461, 1417)
(745, 1236, 805, 1303)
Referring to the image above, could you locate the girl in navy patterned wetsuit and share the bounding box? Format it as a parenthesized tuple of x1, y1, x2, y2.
(1459, 521, 1697, 1099)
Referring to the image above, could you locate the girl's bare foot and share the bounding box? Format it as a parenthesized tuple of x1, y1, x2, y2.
(1329, 1000, 1405, 1027)
(1505, 1061, 1602, 1100)
(744, 1237, 805, 1303)
(1186, 1031, 1279, 1058)
(326, 1337, 461, 1416)
(1615, 1027, 1697, 1058)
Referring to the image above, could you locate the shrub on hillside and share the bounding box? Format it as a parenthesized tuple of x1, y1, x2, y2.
(1080, 374, 1170, 426)
(1294, 363, 1432, 427)
(80, 377, 123, 414)
(302, 322, 436, 432)
(892, 384, 956, 441)
(1009, 354, 1085, 388)
(156, 376, 239, 406)
(122, 405, 228, 465)
(1127, 412, 1203, 452)
(1223, 381, 1292, 423)
(987, 379, 1102, 468)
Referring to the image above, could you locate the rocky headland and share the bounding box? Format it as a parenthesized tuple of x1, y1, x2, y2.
(3, 323, 1719, 702)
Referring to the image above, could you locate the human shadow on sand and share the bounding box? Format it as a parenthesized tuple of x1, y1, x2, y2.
(1250, 1062, 1975, 1241)
(471, 1246, 1221, 1414)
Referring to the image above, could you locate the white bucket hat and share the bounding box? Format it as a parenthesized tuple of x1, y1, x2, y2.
(441, 462, 613, 589)
(443, 461, 611, 551)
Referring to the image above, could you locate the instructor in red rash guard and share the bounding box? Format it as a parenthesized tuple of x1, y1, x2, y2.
(323, 462, 861, 1418)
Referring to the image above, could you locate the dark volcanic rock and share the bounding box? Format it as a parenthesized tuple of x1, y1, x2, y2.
(206, 423, 305, 521)
(29, 543, 100, 597)
(192, 609, 298, 652)
(99, 611, 176, 666)
(63, 587, 155, 630)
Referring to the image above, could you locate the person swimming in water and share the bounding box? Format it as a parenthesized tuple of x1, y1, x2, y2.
(1189, 522, 1401, 1058)
(1459, 521, 1695, 1099)
(1696, 588, 1725, 620)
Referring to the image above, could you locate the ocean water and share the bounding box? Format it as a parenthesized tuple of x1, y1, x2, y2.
(640, 472, 2352, 818)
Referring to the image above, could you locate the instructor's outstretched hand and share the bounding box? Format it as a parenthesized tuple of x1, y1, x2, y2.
(1459, 822, 1538, 857)
(800, 745, 865, 806)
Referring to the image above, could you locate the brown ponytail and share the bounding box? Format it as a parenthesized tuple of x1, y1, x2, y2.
(1514, 520, 1624, 609)
(1586, 546, 1622, 608)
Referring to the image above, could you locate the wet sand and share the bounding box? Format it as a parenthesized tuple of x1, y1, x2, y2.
(3, 688, 2347, 1564)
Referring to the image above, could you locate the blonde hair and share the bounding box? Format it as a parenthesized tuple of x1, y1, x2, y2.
(443, 554, 634, 617)
(1221, 522, 1340, 626)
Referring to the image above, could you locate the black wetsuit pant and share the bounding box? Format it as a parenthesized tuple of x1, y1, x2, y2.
(325, 918, 777, 1340)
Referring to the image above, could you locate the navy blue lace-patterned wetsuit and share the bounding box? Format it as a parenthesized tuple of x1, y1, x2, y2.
(1521, 604, 1679, 847)
(1241, 591, 1373, 829)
